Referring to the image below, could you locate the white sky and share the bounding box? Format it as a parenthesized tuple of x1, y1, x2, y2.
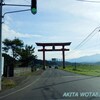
(2, 0, 100, 60)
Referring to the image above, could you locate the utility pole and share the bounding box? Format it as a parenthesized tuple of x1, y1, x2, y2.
(0, 0, 36, 91)
(0, 0, 2, 91)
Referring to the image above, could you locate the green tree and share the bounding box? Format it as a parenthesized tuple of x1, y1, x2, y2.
(16, 45, 36, 67)
(2, 38, 24, 59)
(2, 38, 24, 77)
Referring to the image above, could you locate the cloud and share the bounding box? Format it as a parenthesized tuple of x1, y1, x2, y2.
(4, 0, 100, 22)
(62, 1, 100, 22)
(3, 0, 100, 60)
(2, 24, 42, 40)
(67, 49, 100, 59)
(38, 0, 100, 22)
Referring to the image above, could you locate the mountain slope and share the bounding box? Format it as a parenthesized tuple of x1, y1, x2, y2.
(68, 54, 100, 63)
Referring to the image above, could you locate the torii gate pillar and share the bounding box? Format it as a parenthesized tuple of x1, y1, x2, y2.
(62, 45, 65, 68)
(36, 42, 71, 70)
(43, 46, 46, 70)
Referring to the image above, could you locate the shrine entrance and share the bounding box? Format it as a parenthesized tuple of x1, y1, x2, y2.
(36, 42, 71, 70)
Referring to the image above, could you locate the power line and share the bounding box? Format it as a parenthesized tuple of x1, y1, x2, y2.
(74, 26, 100, 49)
(77, 0, 100, 3)
(66, 26, 100, 59)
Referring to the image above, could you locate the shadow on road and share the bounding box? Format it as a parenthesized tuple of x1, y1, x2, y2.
(32, 75, 97, 91)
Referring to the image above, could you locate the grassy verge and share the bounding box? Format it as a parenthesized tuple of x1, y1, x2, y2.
(2, 78, 16, 90)
(59, 64, 100, 76)
(1, 69, 44, 91)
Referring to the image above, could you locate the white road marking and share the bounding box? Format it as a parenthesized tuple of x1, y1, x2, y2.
(0, 77, 40, 99)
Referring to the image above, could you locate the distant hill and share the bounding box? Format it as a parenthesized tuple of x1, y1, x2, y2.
(68, 54, 100, 63)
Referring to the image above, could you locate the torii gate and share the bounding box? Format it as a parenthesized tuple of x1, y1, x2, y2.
(36, 42, 71, 70)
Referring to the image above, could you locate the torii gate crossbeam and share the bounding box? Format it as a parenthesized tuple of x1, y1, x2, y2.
(36, 42, 71, 70)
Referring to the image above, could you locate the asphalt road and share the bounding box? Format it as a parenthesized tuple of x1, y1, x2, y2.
(0, 68, 100, 100)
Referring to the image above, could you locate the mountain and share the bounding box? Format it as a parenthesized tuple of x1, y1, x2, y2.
(68, 54, 100, 63)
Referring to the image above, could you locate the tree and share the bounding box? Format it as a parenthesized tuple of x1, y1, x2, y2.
(2, 38, 24, 59)
(2, 38, 37, 75)
(2, 38, 24, 77)
(16, 45, 36, 68)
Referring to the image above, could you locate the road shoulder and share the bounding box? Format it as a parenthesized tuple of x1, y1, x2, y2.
(0, 69, 44, 98)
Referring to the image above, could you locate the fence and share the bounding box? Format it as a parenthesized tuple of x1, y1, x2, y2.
(14, 67, 31, 76)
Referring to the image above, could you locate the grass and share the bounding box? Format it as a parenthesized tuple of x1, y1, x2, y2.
(1, 69, 43, 91)
(2, 78, 16, 90)
(60, 64, 100, 76)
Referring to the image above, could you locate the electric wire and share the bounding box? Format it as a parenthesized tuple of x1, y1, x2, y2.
(69, 0, 100, 61)
(77, 0, 100, 3)
(67, 26, 100, 60)
(74, 26, 100, 50)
